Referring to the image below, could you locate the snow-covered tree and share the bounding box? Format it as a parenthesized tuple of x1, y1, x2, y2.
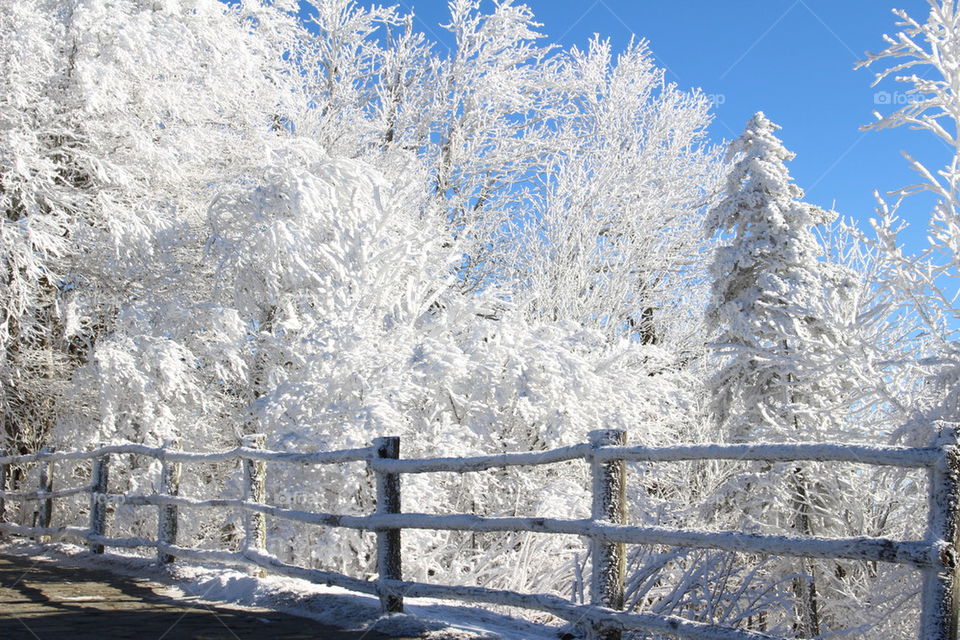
(0, 0, 304, 454)
(0, 0, 71, 455)
(857, 0, 960, 430)
(706, 112, 837, 443)
(706, 112, 840, 636)
(513, 37, 721, 354)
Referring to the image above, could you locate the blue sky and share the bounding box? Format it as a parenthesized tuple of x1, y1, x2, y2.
(379, 0, 944, 254)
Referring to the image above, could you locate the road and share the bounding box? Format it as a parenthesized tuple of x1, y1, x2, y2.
(0, 554, 402, 639)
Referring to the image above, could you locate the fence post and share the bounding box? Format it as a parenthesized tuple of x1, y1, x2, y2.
(89, 454, 110, 554)
(157, 439, 181, 564)
(922, 423, 960, 640)
(373, 436, 403, 613)
(589, 429, 627, 640)
(0, 448, 7, 540)
(36, 447, 54, 541)
(242, 434, 266, 575)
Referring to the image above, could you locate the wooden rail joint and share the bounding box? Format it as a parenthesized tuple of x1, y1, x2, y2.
(920, 422, 960, 640)
(589, 429, 627, 640)
(89, 453, 110, 554)
(942, 442, 960, 578)
(157, 438, 182, 565)
(373, 436, 403, 614)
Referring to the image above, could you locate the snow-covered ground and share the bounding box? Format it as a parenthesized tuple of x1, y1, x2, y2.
(0, 542, 564, 640)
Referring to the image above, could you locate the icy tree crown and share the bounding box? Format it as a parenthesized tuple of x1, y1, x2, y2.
(707, 112, 835, 335)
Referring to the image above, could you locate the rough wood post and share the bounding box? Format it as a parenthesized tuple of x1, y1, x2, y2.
(242, 434, 266, 575)
(37, 448, 54, 541)
(157, 440, 181, 564)
(0, 448, 8, 540)
(89, 454, 110, 554)
(589, 429, 627, 640)
(373, 436, 403, 613)
(922, 423, 960, 640)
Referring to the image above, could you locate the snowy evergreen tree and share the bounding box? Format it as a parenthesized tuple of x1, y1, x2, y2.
(706, 112, 837, 443)
(706, 112, 837, 637)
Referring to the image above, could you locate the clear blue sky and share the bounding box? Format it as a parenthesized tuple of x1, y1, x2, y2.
(373, 0, 945, 254)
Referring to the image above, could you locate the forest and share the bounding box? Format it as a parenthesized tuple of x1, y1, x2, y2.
(1, 0, 959, 637)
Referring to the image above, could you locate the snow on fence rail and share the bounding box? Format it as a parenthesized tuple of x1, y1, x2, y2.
(0, 427, 958, 640)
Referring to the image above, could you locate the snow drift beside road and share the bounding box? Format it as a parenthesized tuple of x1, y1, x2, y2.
(0, 542, 562, 639)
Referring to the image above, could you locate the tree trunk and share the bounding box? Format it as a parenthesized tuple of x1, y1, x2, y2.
(790, 464, 820, 637)
(785, 358, 820, 636)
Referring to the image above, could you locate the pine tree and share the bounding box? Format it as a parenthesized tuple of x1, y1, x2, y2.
(706, 111, 836, 443)
(706, 112, 836, 636)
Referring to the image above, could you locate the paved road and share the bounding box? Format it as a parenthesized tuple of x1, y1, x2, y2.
(0, 554, 399, 639)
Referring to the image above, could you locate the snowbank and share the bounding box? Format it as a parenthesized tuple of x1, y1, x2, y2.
(0, 542, 561, 639)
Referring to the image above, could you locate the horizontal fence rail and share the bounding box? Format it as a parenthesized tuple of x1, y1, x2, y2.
(0, 444, 372, 467)
(367, 442, 944, 474)
(0, 427, 957, 640)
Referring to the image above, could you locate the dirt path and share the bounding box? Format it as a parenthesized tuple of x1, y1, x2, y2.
(0, 554, 400, 639)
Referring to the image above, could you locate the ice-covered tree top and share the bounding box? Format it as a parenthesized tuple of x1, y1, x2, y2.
(707, 112, 836, 336)
(707, 112, 834, 235)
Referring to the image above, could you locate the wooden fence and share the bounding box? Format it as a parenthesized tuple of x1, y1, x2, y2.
(0, 426, 958, 640)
